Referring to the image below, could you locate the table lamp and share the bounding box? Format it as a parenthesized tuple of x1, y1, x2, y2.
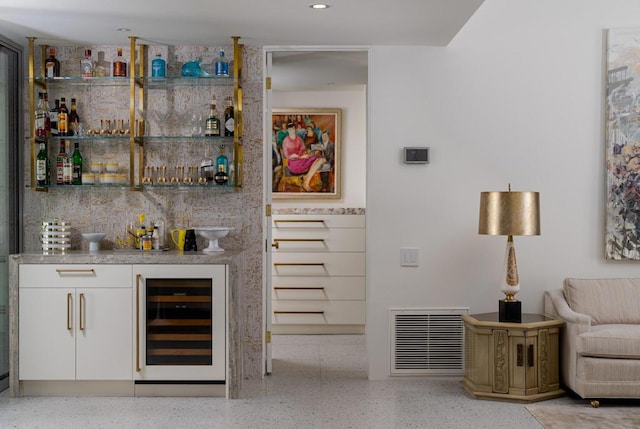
(478, 185, 540, 322)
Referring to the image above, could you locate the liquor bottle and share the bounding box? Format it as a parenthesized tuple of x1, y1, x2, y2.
(214, 49, 229, 77)
(36, 142, 49, 187)
(63, 140, 73, 185)
(200, 144, 215, 182)
(56, 140, 66, 185)
(58, 97, 69, 136)
(35, 92, 47, 138)
(42, 92, 51, 136)
(49, 99, 60, 136)
(214, 147, 229, 185)
(95, 51, 111, 77)
(113, 48, 127, 77)
(151, 54, 166, 78)
(224, 96, 234, 137)
(151, 226, 160, 250)
(45, 47, 60, 78)
(204, 98, 220, 136)
(136, 213, 146, 250)
(68, 98, 80, 136)
(81, 49, 93, 77)
(71, 141, 83, 185)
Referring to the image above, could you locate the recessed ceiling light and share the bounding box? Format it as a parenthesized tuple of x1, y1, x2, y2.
(309, 3, 330, 9)
(115, 27, 131, 32)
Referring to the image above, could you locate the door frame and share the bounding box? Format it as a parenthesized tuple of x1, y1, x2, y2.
(262, 45, 369, 375)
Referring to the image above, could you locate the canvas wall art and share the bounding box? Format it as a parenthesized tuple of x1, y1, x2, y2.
(606, 28, 640, 259)
(271, 108, 341, 199)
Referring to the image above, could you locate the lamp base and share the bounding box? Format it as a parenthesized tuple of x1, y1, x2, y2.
(499, 300, 521, 323)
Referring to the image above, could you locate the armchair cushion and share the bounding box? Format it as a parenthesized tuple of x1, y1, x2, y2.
(563, 278, 640, 325)
(577, 324, 640, 359)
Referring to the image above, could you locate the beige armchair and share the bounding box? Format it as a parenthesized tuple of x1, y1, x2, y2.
(544, 278, 640, 404)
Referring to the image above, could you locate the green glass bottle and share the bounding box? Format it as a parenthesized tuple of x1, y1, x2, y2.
(72, 142, 83, 185)
(36, 141, 49, 187)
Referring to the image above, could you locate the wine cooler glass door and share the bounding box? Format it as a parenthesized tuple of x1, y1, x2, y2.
(134, 264, 226, 381)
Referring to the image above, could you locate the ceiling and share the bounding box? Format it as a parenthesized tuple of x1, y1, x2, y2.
(0, 0, 484, 90)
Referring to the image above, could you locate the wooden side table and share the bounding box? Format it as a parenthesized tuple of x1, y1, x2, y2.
(462, 313, 565, 402)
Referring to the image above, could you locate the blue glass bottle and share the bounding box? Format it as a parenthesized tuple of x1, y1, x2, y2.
(215, 149, 229, 185)
(151, 54, 166, 78)
(214, 49, 229, 77)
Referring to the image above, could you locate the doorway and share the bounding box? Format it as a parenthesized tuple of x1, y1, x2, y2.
(263, 48, 368, 374)
(0, 34, 23, 392)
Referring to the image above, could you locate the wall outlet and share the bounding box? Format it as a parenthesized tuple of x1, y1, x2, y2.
(400, 247, 419, 267)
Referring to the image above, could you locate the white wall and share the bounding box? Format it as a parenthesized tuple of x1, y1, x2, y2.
(367, 0, 640, 379)
(272, 88, 367, 209)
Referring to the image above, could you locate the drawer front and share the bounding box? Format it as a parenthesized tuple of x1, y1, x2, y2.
(272, 300, 365, 325)
(272, 228, 364, 252)
(272, 214, 364, 229)
(19, 264, 132, 288)
(272, 252, 364, 276)
(272, 276, 365, 300)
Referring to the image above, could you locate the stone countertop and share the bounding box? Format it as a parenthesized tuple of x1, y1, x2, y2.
(272, 207, 365, 215)
(11, 249, 243, 264)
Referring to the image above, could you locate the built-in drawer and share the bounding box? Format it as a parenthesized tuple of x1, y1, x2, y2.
(272, 253, 364, 277)
(272, 228, 365, 252)
(272, 214, 364, 229)
(272, 276, 365, 300)
(272, 300, 365, 325)
(19, 264, 132, 288)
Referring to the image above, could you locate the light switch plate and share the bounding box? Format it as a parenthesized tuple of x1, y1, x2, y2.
(400, 247, 419, 267)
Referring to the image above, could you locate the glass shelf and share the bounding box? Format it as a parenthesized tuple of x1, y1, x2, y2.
(136, 135, 233, 142)
(138, 76, 233, 89)
(32, 76, 131, 87)
(140, 183, 236, 190)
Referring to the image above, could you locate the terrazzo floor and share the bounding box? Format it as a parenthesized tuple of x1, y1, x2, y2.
(0, 335, 571, 428)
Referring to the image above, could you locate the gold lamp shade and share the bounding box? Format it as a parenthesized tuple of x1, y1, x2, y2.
(478, 188, 540, 323)
(478, 191, 540, 236)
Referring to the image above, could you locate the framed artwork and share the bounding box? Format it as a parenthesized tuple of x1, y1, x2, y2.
(271, 108, 341, 199)
(606, 28, 640, 259)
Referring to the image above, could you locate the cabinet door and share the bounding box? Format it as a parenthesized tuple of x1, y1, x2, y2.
(19, 288, 76, 380)
(75, 288, 132, 380)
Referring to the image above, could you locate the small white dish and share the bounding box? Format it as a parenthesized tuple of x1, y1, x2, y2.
(82, 232, 106, 251)
(194, 227, 234, 252)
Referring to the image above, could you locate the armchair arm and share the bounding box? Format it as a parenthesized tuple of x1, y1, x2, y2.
(544, 289, 591, 394)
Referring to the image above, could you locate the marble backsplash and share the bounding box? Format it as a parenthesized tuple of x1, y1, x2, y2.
(23, 41, 265, 379)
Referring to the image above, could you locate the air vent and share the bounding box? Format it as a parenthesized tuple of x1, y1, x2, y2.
(390, 308, 468, 376)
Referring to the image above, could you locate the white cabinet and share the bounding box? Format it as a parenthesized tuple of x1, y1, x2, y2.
(19, 264, 133, 380)
(272, 214, 365, 334)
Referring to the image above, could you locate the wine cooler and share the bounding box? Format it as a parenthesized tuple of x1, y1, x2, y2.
(134, 265, 226, 382)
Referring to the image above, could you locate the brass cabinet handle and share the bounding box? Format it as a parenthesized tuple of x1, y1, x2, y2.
(528, 344, 535, 367)
(273, 287, 325, 290)
(79, 293, 85, 331)
(67, 293, 72, 330)
(273, 263, 325, 267)
(136, 274, 141, 373)
(274, 219, 325, 223)
(517, 344, 524, 367)
(56, 269, 96, 274)
(274, 311, 325, 315)
(272, 241, 279, 249)
(274, 239, 325, 242)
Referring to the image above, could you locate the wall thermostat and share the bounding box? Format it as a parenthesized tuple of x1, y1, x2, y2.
(403, 147, 430, 164)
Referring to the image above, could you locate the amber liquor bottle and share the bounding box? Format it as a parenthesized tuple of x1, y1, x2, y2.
(58, 98, 69, 136)
(45, 48, 60, 78)
(113, 48, 127, 77)
(224, 96, 234, 137)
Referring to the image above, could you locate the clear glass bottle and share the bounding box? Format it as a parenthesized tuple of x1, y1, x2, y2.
(94, 51, 111, 77)
(204, 97, 220, 136)
(71, 141, 83, 185)
(214, 49, 229, 77)
(81, 49, 93, 77)
(200, 144, 215, 183)
(35, 92, 47, 138)
(63, 140, 72, 185)
(56, 140, 66, 185)
(113, 47, 127, 77)
(49, 99, 59, 137)
(45, 47, 60, 78)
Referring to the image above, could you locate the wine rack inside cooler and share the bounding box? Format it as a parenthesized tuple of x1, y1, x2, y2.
(146, 278, 213, 365)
